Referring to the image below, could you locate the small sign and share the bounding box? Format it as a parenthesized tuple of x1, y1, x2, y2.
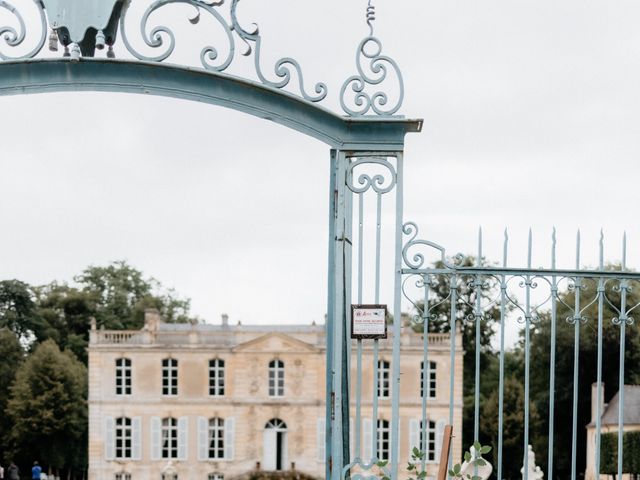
(351, 304, 387, 339)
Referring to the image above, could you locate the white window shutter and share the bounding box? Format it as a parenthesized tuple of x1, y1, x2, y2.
(363, 418, 372, 461)
(349, 418, 354, 459)
(178, 417, 188, 460)
(151, 417, 161, 460)
(224, 417, 235, 460)
(198, 417, 208, 461)
(409, 419, 419, 453)
(396, 419, 401, 460)
(104, 416, 115, 460)
(435, 420, 446, 460)
(132, 417, 142, 460)
(317, 418, 326, 462)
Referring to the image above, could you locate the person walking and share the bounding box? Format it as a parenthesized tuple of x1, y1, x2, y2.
(32, 461, 42, 480)
(6, 462, 18, 480)
(0, 462, 4, 479)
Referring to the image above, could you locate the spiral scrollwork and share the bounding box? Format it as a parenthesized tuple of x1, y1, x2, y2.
(340, 35, 404, 116)
(347, 157, 397, 194)
(605, 279, 638, 326)
(119, 0, 327, 101)
(230, 4, 327, 102)
(343, 456, 390, 480)
(555, 277, 599, 325)
(402, 221, 458, 270)
(120, 0, 233, 68)
(0, 0, 47, 60)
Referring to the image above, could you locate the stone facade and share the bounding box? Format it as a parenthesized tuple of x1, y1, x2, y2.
(88, 310, 463, 480)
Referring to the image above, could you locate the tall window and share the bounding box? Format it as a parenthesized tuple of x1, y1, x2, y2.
(377, 419, 390, 461)
(209, 359, 225, 396)
(115, 474, 131, 480)
(268, 360, 284, 397)
(420, 420, 437, 462)
(208, 474, 223, 480)
(162, 417, 178, 458)
(162, 358, 178, 396)
(115, 417, 132, 459)
(208, 417, 225, 459)
(420, 361, 437, 399)
(115, 358, 132, 395)
(377, 360, 390, 398)
(161, 475, 177, 480)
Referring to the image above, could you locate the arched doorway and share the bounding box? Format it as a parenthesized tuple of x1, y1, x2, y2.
(263, 418, 287, 471)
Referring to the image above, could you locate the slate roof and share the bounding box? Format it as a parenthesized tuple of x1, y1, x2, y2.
(599, 385, 640, 426)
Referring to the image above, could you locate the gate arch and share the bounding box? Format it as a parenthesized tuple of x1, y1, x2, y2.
(0, 0, 422, 478)
(0, 59, 420, 149)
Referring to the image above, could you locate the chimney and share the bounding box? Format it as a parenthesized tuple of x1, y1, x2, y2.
(591, 382, 605, 423)
(89, 317, 97, 344)
(221, 313, 229, 328)
(144, 308, 161, 332)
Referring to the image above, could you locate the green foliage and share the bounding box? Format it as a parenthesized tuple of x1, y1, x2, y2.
(413, 256, 510, 449)
(74, 260, 193, 329)
(375, 459, 390, 480)
(28, 260, 194, 362)
(406, 446, 428, 480)
(32, 282, 95, 363)
(599, 431, 640, 474)
(0, 280, 39, 339)
(0, 328, 24, 456)
(479, 376, 540, 480)
(0, 261, 195, 364)
(527, 270, 640, 478)
(448, 442, 492, 480)
(0, 261, 194, 476)
(6, 340, 87, 474)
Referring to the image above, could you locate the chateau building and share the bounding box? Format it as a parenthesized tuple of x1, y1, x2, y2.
(88, 309, 463, 480)
(585, 383, 640, 480)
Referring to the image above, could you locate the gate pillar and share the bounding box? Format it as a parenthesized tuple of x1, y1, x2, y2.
(327, 150, 404, 480)
(327, 149, 353, 479)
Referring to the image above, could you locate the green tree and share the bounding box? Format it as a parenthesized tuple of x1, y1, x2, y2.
(480, 376, 541, 480)
(6, 340, 87, 478)
(0, 280, 40, 340)
(413, 256, 504, 450)
(0, 328, 24, 457)
(74, 260, 193, 329)
(30, 261, 194, 363)
(32, 283, 95, 362)
(528, 272, 640, 479)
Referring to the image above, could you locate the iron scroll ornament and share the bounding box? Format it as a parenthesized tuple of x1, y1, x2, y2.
(340, 35, 404, 117)
(0, 0, 404, 116)
(0, 0, 47, 60)
(119, 0, 328, 102)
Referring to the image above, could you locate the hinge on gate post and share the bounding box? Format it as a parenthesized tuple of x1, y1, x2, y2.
(331, 391, 335, 420)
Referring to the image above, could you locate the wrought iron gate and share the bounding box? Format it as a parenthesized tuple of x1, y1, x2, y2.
(2, 0, 637, 478)
(400, 226, 640, 480)
(331, 179, 640, 480)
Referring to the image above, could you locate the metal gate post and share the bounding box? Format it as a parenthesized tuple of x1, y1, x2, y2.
(390, 152, 404, 480)
(327, 149, 353, 479)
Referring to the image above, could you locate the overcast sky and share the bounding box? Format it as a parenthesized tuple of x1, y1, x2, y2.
(1, 1, 640, 328)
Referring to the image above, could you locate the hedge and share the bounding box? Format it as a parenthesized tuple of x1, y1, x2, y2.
(599, 430, 640, 474)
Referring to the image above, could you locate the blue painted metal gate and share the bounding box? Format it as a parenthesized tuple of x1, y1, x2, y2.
(1, 0, 637, 479)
